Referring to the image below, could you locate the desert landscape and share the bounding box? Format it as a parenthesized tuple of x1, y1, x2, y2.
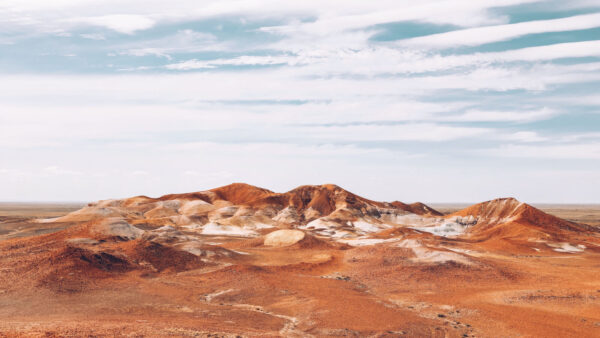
(1, 183, 599, 337)
(3, 0, 600, 337)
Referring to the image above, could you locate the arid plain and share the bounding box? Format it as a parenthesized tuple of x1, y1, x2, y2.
(1, 184, 599, 337)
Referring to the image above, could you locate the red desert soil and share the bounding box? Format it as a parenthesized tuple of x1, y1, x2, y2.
(1, 183, 599, 337)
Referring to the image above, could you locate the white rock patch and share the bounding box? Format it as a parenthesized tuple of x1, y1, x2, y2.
(397, 238, 471, 265)
(411, 247, 471, 265)
(339, 238, 399, 247)
(410, 222, 468, 237)
(548, 242, 586, 253)
(94, 218, 144, 240)
(351, 220, 386, 234)
(201, 222, 257, 237)
(179, 200, 214, 215)
(264, 229, 305, 247)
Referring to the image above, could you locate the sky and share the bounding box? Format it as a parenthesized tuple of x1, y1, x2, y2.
(1, 0, 600, 203)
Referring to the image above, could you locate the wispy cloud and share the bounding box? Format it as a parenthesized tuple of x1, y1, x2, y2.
(501, 131, 547, 143)
(166, 54, 301, 69)
(487, 143, 600, 159)
(446, 108, 556, 123)
(43, 166, 83, 176)
(66, 14, 155, 34)
(80, 33, 106, 40)
(164, 41, 600, 79)
(259, 0, 536, 36)
(119, 30, 219, 60)
(304, 123, 491, 142)
(401, 12, 600, 48)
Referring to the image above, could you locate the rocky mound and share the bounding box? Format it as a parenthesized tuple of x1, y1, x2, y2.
(450, 198, 592, 234)
(264, 230, 306, 247)
(35, 185, 596, 253)
(407, 198, 597, 252)
(44, 183, 440, 239)
(391, 201, 442, 216)
(450, 198, 524, 223)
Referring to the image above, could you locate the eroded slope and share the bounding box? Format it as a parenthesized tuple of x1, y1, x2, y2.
(1, 184, 599, 336)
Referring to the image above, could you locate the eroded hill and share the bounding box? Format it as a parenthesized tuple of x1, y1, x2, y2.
(0, 184, 599, 336)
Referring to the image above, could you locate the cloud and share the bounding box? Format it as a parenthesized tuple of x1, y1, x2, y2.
(119, 30, 219, 59)
(160, 141, 397, 158)
(401, 12, 600, 48)
(259, 0, 538, 37)
(80, 33, 106, 40)
(163, 40, 600, 80)
(487, 143, 600, 159)
(122, 48, 172, 59)
(559, 132, 600, 142)
(447, 108, 555, 123)
(304, 123, 491, 142)
(494, 40, 600, 62)
(131, 170, 150, 176)
(183, 170, 234, 179)
(165, 54, 301, 70)
(0, 0, 542, 45)
(68, 14, 155, 34)
(501, 131, 547, 143)
(43, 166, 82, 176)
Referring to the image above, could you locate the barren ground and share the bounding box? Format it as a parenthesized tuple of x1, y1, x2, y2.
(1, 200, 599, 337)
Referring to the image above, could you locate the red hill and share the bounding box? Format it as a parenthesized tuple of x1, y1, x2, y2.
(451, 197, 594, 239)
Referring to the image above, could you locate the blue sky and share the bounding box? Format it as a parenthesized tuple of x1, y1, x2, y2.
(1, 0, 600, 203)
